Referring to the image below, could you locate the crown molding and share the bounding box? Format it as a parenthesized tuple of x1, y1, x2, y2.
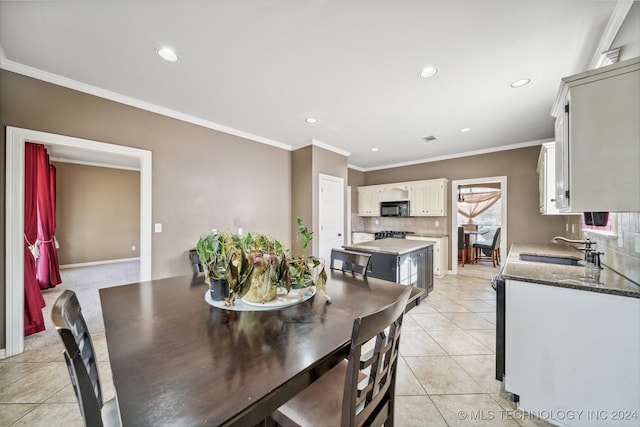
(292, 138, 351, 158)
(353, 138, 552, 172)
(588, 0, 634, 70)
(0, 46, 292, 152)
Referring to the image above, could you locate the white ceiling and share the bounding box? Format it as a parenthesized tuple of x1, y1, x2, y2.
(0, 1, 626, 170)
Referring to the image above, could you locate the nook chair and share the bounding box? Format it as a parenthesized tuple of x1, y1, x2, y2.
(457, 226, 467, 266)
(473, 227, 502, 267)
(271, 286, 412, 427)
(52, 290, 121, 427)
(330, 248, 372, 277)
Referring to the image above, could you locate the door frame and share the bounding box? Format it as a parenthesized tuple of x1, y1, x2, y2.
(450, 175, 507, 275)
(4, 126, 152, 357)
(318, 173, 345, 262)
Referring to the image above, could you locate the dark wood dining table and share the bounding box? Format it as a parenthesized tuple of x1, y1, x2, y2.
(99, 271, 424, 426)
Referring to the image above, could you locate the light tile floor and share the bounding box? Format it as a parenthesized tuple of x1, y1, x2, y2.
(1, 262, 553, 426)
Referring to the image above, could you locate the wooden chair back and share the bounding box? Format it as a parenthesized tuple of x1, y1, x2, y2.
(330, 248, 371, 277)
(52, 290, 113, 426)
(341, 286, 412, 426)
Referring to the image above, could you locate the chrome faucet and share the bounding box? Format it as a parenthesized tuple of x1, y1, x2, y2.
(551, 236, 602, 266)
(551, 236, 594, 246)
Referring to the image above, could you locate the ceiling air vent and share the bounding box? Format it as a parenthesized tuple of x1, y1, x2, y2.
(423, 135, 437, 142)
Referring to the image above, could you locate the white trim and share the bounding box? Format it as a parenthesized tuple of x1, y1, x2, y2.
(59, 257, 141, 269)
(352, 139, 549, 172)
(293, 138, 351, 158)
(5, 128, 25, 357)
(450, 176, 507, 276)
(49, 156, 140, 171)
(588, 1, 634, 70)
(3, 127, 152, 358)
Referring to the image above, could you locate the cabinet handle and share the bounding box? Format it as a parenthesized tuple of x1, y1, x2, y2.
(550, 198, 556, 202)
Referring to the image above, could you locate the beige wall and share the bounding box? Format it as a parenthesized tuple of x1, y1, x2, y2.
(291, 146, 313, 255)
(54, 162, 140, 265)
(0, 70, 293, 347)
(348, 146, 567, 264)
(291, 145, 349, 255)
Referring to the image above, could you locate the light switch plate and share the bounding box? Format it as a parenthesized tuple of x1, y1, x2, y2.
(154, 223, 162, 233)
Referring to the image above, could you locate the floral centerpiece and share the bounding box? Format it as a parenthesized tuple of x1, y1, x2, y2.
(196, 218, 328, 306)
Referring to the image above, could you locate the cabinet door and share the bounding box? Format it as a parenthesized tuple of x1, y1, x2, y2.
(409, 182, 428, 215)
(410, 180, 447, 216)
(424, 181, 445, 216)
(357, 186, 381, 216)
(538, 143, 560, 215)
(554, 108, 570, 211)
(397, 254, 412, 285)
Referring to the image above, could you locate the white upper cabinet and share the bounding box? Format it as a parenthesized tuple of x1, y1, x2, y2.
(551, 57, 640, 212)
(537, 142, 561, 215)
(410, 179, 447, 216)
(357, 178, 447, 217)
(357, 185, 383, 216)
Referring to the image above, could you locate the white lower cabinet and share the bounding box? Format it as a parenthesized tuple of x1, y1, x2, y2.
(505, 279, 640, 426)
(405, 235, 447, 277)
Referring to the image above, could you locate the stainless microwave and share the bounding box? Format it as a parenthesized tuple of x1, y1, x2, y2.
(380, 201, 410, 217)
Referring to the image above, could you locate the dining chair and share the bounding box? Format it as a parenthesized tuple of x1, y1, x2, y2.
(473, 227, 501, 267)
(457, 226, 467, 267)
(330, 248, 372, 277)
(52, 290, 121, 427)
(188, 249, 203, 275)
(270, 286, 412, 427)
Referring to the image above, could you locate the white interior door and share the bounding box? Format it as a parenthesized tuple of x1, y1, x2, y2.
(318, 174, 344, 262)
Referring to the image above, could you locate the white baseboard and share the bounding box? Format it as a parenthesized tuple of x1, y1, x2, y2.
(0, 348, 6, 359)
(59, 257, 140, 269)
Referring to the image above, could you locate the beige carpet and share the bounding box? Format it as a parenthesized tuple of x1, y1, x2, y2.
(24, 260, 140, 351)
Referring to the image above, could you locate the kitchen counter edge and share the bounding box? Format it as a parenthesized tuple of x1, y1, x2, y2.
(501, 243, 640, 298)
(342, 238, 434, 256)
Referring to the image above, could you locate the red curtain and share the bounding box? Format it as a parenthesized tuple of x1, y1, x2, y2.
(35, 147, 62, 289)
(24, 143, 46, 336)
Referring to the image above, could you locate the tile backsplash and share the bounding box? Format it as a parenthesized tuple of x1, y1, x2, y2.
(568, 212, 640, 284)
(351, 214, 448, 236)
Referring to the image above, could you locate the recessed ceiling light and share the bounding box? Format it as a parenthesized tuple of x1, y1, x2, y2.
(371, 148, 379, 152)
(305, 117, 318, 124)
(157, 47, 178, 62)
(510, 78, 530, 88)
(418, 66, 439, 79)
(460, 127, 472, 133)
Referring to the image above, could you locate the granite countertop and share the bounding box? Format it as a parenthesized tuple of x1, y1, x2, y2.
(343, 238, 433, 255)
(502, 243, 640, 298)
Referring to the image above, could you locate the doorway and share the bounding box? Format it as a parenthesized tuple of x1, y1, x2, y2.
(318, 174, 345, 262)
(450, 176, 507, 276)
(4, 127, 152, 357)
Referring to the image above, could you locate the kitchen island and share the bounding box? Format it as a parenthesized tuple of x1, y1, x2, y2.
(342, 238, 433, 297)
(500, 243, 639, 427)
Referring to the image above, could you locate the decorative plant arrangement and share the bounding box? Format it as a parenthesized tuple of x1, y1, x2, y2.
(196, 218, 328, 307)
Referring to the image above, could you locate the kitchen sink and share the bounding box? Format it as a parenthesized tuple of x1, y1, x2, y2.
(519, 254, 581, 266)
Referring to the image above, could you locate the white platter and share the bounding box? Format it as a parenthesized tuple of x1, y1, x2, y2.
(204, 286, 316, 311)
